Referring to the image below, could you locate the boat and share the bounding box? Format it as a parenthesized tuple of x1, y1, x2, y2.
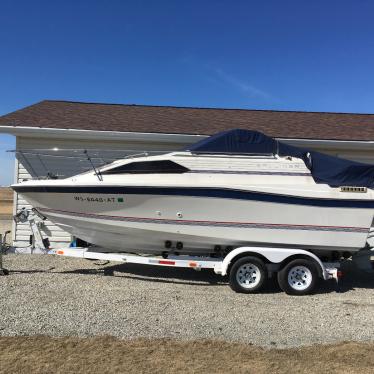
(11, 129, 374, 259)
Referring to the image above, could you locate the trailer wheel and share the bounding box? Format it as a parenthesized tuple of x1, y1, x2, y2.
(277, 259, 318, 296)
(229, 256, 267, 293)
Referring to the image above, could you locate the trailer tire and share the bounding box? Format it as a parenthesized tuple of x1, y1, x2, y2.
(229, 256, 267, 293)
(277, 259, 318, 296)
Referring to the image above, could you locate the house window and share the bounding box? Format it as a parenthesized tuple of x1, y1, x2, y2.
(101, 160, 189, 174)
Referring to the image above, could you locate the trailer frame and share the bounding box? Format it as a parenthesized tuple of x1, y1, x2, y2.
(49, 246, 340, 295)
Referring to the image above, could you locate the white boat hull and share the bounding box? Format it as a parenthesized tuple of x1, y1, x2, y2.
(17, 190, 373, 255)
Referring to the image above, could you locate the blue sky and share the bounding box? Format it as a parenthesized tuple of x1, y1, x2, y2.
(1, 0, 374, 185)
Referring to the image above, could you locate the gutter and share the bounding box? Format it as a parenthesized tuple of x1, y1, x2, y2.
(280, 138, 374, 151)
(0, 126, 204, 144)
(0, 125, 373, 150)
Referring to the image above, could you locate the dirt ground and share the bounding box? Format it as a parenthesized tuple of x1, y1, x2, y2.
(0, 336, 373, 374)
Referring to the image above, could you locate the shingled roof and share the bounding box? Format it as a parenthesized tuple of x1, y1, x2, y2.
(0, 100, 373, 141)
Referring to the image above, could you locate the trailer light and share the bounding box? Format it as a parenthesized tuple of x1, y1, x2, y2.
(189, 262, 198, 267)
(159, 260, 175, 265)
(57, 250, 64, 255)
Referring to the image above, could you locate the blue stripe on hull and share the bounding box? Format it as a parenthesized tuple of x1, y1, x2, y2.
(39, 207, 368, 233)
(13, 185, 374, 208)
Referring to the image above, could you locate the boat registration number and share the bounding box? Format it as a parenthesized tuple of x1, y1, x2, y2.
(74, 196, 124, 203)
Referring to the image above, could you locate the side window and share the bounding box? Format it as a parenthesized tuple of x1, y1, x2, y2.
(101, 160, 189, 174)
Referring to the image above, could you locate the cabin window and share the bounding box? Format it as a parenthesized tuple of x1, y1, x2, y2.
(101, 160, 189, 174)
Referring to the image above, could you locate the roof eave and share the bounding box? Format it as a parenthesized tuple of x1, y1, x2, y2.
(0, 125, 205, 144)
(0, 125, 373, 150)
(280, 138, 374, 151)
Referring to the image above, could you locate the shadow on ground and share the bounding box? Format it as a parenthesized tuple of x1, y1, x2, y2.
(5, 257, 374, 295)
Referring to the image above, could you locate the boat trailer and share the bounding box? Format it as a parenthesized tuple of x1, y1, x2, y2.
(49, 246, 341, 295)
(1, 207, 344, 294)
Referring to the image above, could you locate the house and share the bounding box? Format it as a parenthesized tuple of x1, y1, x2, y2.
(0, 100, 373, 249)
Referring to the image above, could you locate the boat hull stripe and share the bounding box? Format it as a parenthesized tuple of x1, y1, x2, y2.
(38, 207, 369, 233)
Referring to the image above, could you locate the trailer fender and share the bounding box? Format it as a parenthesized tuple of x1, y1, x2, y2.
(215, 246, 327, 279)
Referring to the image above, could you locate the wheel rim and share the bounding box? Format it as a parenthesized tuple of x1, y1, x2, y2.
(287, 265, 313, 291)
(236, 263, 261, 289)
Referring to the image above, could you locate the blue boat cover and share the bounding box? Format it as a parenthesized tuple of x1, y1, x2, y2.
(187, 129, 374, 188)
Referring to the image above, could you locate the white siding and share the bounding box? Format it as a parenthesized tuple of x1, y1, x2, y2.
(14, 153, 72, 248)
(14, 135, 188, 249)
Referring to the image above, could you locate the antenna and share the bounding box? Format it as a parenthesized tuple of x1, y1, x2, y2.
(84, 150, 103, 181)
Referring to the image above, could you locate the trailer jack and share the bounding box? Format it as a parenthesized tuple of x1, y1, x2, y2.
(13, 208, 50, 253)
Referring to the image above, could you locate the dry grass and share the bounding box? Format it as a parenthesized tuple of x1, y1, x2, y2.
(0, 336, 373, 374)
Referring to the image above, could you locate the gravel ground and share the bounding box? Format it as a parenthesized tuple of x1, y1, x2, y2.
(1, 254, 374, 348)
